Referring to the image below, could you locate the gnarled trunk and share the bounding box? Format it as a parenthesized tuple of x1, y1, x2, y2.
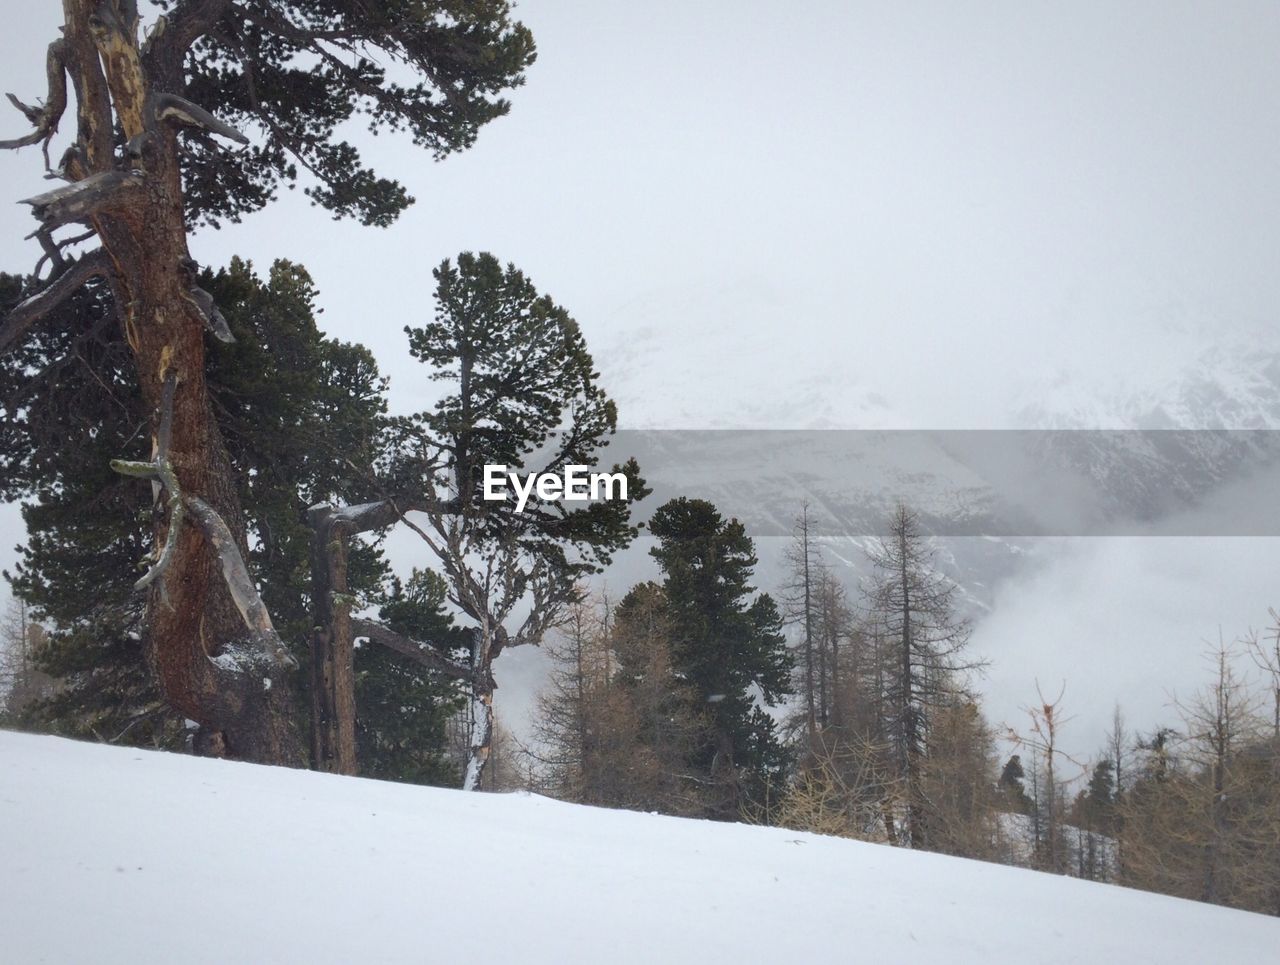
(33, 2, 303, 764)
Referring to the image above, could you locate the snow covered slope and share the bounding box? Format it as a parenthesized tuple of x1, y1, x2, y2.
(2, 732, 1276, 964)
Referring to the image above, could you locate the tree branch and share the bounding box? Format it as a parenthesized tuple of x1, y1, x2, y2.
(143, 0, 235, 85)
(0, 40, 69, 153)
(184, 495, 292, 668)
(0, 250, 112, 355)
(351, 618, 474, 683)
(20, 171, 145, 231)
(188, 285, 235, 343)
(152, 92, 249, 145)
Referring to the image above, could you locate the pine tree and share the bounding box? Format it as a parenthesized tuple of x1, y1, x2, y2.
(0, 2, 535, 762)
(355, 569, 469, 786)
(2, 259, 391, 752)
(333, 252, 648, 789)
(646, 497, 793, 818)
(998, 754, 1034, 815)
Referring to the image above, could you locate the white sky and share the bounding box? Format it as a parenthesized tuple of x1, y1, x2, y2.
(2, 2, 1280, 764)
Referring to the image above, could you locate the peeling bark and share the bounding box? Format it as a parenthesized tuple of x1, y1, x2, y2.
(0, 1, 304, 764)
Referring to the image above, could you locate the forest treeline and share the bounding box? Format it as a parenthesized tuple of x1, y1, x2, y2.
(511, 503, 1280, 917)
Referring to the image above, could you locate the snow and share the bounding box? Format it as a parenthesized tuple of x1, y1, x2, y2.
(1, 730, 1276, 964)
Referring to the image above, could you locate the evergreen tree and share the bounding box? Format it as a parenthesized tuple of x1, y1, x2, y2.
(998, 754, 1034, 815)
(331, 252, 648, 789)
(1, 260, 399, 754)
(0, 2, 535, 762)
(1079, 759, 1117, 834)
(355, 569, 468, 786)
(645, 497, 793, 818)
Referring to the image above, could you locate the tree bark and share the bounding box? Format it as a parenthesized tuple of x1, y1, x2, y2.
(308, 508, 358, 775)
(24, 3, 304, 764)
(463, 623, 496, 791)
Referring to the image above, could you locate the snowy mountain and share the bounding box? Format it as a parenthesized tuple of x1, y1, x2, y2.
(2, 730, 1275, 964)
(1013, 343, 1280, 431)
(591, 305, 1280, 607)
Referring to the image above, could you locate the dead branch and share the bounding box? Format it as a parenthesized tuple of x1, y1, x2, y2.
(152, 92, 249, 145)
(183, 495, 292, 669)
(351, 618, 474, 682)
(188, 286, 235, 343)
(0, 250, 112, 355)
(20, 172, 145, 231)
(0, 40, 69, 152)
(109, 374, 184, 596)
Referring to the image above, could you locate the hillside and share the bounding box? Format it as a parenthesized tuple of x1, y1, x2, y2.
(1, 731, 1276, 964)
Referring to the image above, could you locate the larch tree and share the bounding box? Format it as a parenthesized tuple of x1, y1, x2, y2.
(863, 502, 984, 848)
(0, 1, 535, 763)
(1005, 682, 1080, 873)
(782, 502, 820, 740)
(529, 594, 655, 808)
(0, 597, 55, 719)
(610, 582, 708, 816)
(1119, 643, 1280, 913)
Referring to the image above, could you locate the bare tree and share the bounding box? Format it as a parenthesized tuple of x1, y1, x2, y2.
(1119, 641, 1279, 912)
(782, 503, 820, 740)
(863, 503, 985, 848)
(1005, 682, 1082, 873)
(1245, 611, 1280, 738)
(0, 597, 54, 717)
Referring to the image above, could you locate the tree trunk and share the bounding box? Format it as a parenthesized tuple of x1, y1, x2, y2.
(898, 525, 921, 848)
(308, 510, 358, 774)
(463, 624, 495, 791)
(54, 3, 302, 764)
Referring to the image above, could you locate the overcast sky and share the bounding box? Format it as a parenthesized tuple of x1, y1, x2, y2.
(2, 2, 1279, 763)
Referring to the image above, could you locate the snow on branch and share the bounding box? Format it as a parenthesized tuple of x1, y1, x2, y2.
(184, 496, 294, 671)
(152, 92, 249, 145)
(188, 286, 235, 343)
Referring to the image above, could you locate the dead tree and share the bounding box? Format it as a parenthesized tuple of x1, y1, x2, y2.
(1005, 682, 1084, 873)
